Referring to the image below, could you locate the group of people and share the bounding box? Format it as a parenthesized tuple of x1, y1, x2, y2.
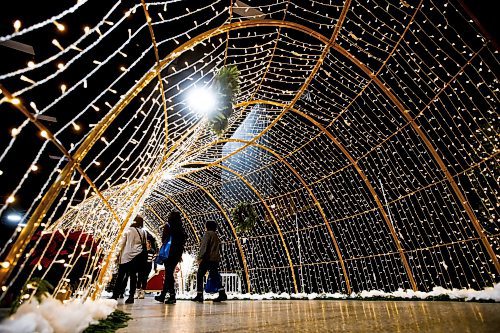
(110, 211, 227, 304)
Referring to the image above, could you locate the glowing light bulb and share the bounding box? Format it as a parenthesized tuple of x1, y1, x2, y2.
(187, 87, 218, 115)
(0, 262, 10, 269)
(52, 39, 64, 51)
(60, 84, 67, 93)
(120, 66, 127, 72)
(40, 130, 48, 138)
(6, 196, 15, 204)
(94, 161, 101, 166)
(11, 128, 19, 137)
(54, 21, 65, 31)
(72, 123, 81, 131)
(27, 61, 35, 68)
(9, 98, 20, 105)
(13, 20, 21, 32)
(57, 63, 65, 70)
(84, 26, 90, 34)
(31, 164, 39, 171)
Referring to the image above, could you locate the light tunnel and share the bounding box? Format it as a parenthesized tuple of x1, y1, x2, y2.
(0, 0, 498, 303)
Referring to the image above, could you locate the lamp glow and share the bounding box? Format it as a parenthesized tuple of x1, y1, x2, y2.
(6, 214, 22, 222)
(187, 87, 217, 115)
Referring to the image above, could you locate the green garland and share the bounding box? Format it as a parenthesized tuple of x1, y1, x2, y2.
(10, 278, 54, 314)
(83, 310, 132, 333)
(231, 202, 258, 234)
(208, 65, 240, 136)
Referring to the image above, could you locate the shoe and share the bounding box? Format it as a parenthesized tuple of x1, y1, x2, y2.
(213, 290, 227, 302)
(191, 293, 203, 303)
(125, 297, 134, 304)
(165, 294, 176, 304)
(154, 295, 165, 303)
(138, 289, 145, 299)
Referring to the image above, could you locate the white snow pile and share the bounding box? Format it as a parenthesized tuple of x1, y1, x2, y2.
(176, 283, 500, 302)
(0, 297, 117, 333)
(356, 283, 500, 301)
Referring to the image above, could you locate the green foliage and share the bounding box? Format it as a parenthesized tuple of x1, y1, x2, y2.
(209, 65, 240, 136)
(10, 278, 54, 314)
(83, 310, 132, 333)
(231, 202, 258, 234)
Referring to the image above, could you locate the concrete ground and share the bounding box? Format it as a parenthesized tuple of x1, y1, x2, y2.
(117, 297, 500, 332)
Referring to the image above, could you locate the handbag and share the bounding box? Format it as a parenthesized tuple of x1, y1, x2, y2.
(135, 228, 148, 270)
(205, 271, 221, 294)
(155, 236, 172, 265)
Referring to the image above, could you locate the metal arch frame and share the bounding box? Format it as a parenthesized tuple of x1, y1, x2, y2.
(210, 163, 298, 293)
(2, 13, 496, 288)
(177, 176, 252, 293)
(238, 99, 418, 291)
(178, 139, 352, 294)
(150, 190, 201, 243)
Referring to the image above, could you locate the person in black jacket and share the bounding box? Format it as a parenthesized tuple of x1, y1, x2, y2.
(192, 220, 227, 303)
(155, 211, 186, 304)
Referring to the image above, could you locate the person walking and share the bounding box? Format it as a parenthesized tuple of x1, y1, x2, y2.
(136, 232, 157, 299)
(155, 211, 186, 304)
(192, 220, 227, 303)
(111, 215, 148, 304)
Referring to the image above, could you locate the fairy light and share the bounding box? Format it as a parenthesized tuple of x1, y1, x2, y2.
(30, 164, 39, 172)
(27, 61, 35, 68)
(6, 196, 15, 204)
(54, 21, 65, 31)
(57, 63, 65, 70)
(1, 262, 10, 269)
(60, 84, 67, 93)
(72, 122, 81, 131)
(13, 20, 21, 32)
(0, 0, 497, 302)
(40, 130, 48, 138)
(52, 39, 64, 51)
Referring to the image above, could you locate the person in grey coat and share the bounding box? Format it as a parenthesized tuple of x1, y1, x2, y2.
(192, 220, 227, 302)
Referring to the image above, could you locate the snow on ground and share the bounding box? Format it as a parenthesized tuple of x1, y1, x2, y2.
(0, 297, 116, 333)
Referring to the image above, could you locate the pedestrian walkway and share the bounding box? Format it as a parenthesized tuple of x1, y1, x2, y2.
(117, 297, 500, 332)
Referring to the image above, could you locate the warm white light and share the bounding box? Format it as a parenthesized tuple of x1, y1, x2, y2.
(84, 26, 90, 34)
(27, 61, 35, 68)
(9, 98, 20, 105)
(57, 63, 65, 70)
(11, 128, 19, 137)
(13, 20, 21, 32)
(162, 171, 174, 180)
(0, 262, 10, 269)
(187, 87, 217, 115)
(72, 123, 81, 131)
(6, 196, 15, 204)
(60, 84, 67, 93)
(6, 214, 22, 222)
(40, 130, 48, 138)
(30, 164, 39, 171)
(54, 21, 65, 31)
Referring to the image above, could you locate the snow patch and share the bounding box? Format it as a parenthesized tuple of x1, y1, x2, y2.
(0, 297, 117, 333)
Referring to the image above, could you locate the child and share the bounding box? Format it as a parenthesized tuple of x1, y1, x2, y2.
(192, 220, 227, 302)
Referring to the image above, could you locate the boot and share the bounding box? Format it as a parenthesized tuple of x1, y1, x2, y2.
(165, 293, 176, 304)
(213, 290, 227, 302)
(191, 292, 203, 303)
(154, 294, 166, 303)
(125, 297, 134, 304)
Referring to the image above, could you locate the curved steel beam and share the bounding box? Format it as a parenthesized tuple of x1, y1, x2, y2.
(177, 176, 251, 292)
(178, 139, 352, 294)
(237, 99, 418, 291)
(214, 164, 298, 293)
(150, 190, 200, 243)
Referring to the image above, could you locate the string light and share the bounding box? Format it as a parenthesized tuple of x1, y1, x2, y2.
(30, 164, 39, 172)
(40, 130, 48, 138)
(0, 0, 497, 303)
(13, 20, 21, 32)
(54, 21, 65, 31)
(6, 196, 15, 204)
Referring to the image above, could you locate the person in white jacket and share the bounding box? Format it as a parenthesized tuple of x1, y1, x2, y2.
(111, 216, 147, 304)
